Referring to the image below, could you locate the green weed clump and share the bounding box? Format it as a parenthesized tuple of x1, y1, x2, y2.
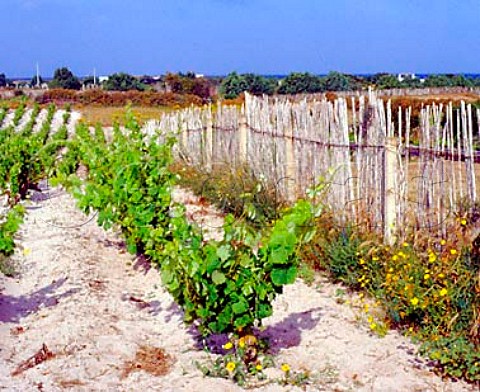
(197, 333, 315, 388)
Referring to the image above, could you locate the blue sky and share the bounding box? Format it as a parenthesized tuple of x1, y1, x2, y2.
(3, 0, 480, 77)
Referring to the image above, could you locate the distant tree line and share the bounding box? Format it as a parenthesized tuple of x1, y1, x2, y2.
(1, 68, 480, 101)
(0, 73, 7, 88)
(220, 72, 480, 98)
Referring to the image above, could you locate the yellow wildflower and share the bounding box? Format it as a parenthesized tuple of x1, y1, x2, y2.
(226, 362, 236, 372)
(372, 256, 379, 261)
(424, 274, 430, 280)
(238, 338, 245, 348)
(359, 258, 365, 265)
(450, 249, 457, 255)
(428, 253, 437, 263)
(281, 363, 290, 372)
(410, 297, 419, 306)
(440, 239, 446, 246)
(461, 219, 467, 226)
(370, 323, 377, 330)
(223, 342, 233, 350)
(392, 255, 399, 261)
(438, 273, 445, 279)
(255, 364, 263, 371)
(440, 288, 448, 297)
(403, 242, 409, 247)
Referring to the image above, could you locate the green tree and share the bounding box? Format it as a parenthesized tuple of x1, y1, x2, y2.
(423, 74, 453, 88)
(374, 73, 401, 89)
(277, 72, 324, 94)
(0, 73, 6, 88)
(243, 74, 276, 95)
(400, 76, 423, 88)
(30, 74, 44, 87)
(450, 74, 474, 88)
(103, 72, 146, 91)
(49, 67, 81, 90)
(220, 72, 249, 99)
(81, 76, 96, 87)
(322, 71, 356, 91)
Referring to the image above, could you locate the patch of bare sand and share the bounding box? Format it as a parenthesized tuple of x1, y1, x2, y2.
(0, 187, 476, 391)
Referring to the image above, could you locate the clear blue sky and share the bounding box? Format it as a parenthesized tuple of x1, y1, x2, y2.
(3, 0, 480, 77)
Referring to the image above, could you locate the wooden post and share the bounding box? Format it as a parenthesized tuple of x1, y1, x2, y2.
(205, 104, 213, 171)
(467, 104, 476, 203)
(238, 105, 248, 165)
(384, 137, 398, 245)
(181, 112, 188, 153)
(284, 116, 296, 202)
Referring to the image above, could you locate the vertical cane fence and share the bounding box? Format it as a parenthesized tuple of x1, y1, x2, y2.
(144, 92, 480, 241)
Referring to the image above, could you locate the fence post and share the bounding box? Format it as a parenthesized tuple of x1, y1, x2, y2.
(285, 125, 296, 202)
(181, 113, 188, 154)
(238, 106, 248, 165)
(205, 104, 213, 171)
(384, 137, 398, 245)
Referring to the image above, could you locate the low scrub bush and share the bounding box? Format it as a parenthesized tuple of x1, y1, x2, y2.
(36, 89, 204, 108)
(301, 215, 480, 383)
(171, 162, 284, 229)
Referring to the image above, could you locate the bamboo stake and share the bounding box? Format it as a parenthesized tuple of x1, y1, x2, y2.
(384, 137, 398, 244)
(467, 104, 476, 202)
(457, 108, 464, 201)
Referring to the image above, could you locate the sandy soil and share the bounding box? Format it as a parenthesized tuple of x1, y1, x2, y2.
(0, 186, 477, 392)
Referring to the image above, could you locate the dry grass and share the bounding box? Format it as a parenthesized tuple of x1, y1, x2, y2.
(56, 379, 86, 388)
(121, 345, 175, 379)
(384, 92, 480, 103)
(75, 106, 173, 127)
(11, 344, 55, 376)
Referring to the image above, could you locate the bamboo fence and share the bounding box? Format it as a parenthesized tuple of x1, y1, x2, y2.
(338, 86, 480, 98)
(144, 92, 480, 241)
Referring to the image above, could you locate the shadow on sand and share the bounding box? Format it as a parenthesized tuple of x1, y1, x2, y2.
(187, 307, 324, 355)
(0, 277, 79, 323)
